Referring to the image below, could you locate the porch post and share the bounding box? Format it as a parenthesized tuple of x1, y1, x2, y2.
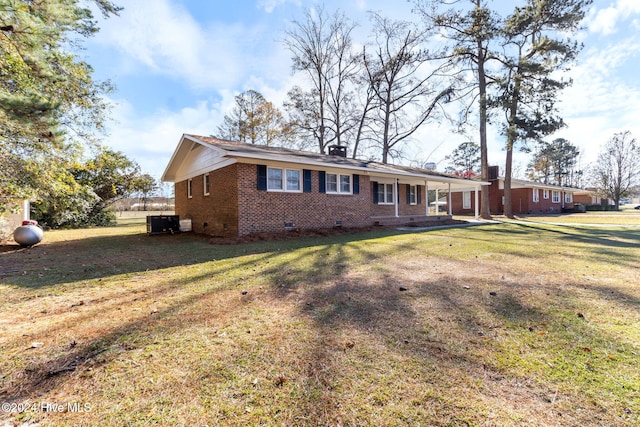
(448, 183, 452, 216)
(435, 188, 439, 214)
(474, 186, 479, 219)
(425, 180, 429, 216)
(395, 179, 399, 218)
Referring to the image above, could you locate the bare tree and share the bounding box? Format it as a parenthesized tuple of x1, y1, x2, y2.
(364, 12, 453, 164)
(283, 6, 360, 154)
(590, 131, 640, 210)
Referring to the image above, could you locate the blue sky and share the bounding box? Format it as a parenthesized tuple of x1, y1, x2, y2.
(84, 0, 640, 182)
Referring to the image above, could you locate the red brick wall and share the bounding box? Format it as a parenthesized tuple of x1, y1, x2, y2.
(174, 165, 239, 236)
(450, 191, 476, 215)
(176, 163, 444, 236)
(371, 183, 427, 216)
(237, 163, 373, 235)
(451, 185, 569, 215)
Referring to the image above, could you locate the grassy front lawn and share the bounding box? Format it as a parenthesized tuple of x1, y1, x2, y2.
(1, 219, 638, 426)
(516, 209, 640, 225)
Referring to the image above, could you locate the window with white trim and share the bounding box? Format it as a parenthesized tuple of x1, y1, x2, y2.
(267, 167, 301, 192)
(377, 183, 394, 204)
(552, 190, 561, 203)
(187, 178, 193, 199)
(543, 189, 549, 199)
(326, 173, 351, 194)
(204, 173, 210, 196)
(463, 191, 471, 209)
(533, 188, 539, 203)
(564, 192, 573, 203)
(286, 169, 301, 191)
(409, 185, 417, 205)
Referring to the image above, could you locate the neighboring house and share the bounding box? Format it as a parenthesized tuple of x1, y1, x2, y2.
(162, 134, 487, 237)
(450, 166, 582, 215)
(572, 189, 612, 206)
(0, 199, 30, 243)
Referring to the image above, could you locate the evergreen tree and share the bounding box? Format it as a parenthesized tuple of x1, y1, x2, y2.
(445, 141, 481, 175)
(494, 0, 591, 217)
(414, 0, 501, 219)
(527, 138, 580, 186)
(0, 0, 121, 210)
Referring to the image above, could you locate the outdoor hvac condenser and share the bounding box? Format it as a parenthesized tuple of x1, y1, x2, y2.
(146, 215, 180, 234)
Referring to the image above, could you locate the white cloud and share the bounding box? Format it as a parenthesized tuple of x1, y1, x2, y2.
(103, 98, 226, 179)
(257, 0, 302, 14)
(588, 6, 620, 35)
(587, 0, 640, 35)
(95, 0, 286, 91)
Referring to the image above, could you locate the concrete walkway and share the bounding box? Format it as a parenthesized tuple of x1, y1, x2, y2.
(397, 217, 640, 232)
(396, 219, 501, 232)
(505, 218, 640, 228)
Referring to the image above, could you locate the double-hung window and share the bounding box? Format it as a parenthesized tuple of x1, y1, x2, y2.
(409, 185, 417, 205)
(532, 188, 539, 203)
(552, 190, 561, 203)
(377, 183, 394, 204)
(326, 173, 351, 194)
(286, 170, 301, 191)
(463, 191, 471, 209)
(267, 167, 301, 192)
(204, 173, 210, 196)
(564, 192, 573, 203)
(543, 189, 549, 199)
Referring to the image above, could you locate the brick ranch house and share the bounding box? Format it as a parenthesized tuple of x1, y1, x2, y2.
(450, 165, 583, 215)
(161, 134, 487, 237)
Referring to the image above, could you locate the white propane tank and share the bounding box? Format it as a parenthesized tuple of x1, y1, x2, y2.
(13, 220, 44, 247)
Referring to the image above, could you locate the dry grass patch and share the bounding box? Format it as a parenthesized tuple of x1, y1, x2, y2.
(0, 221, 638, 426)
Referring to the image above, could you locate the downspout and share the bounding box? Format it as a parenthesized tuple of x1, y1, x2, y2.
(475, 186, 479, 219)
(448, 183, 452, 216)
(425, 180, 429, 216)
(435, 189, 439, 215)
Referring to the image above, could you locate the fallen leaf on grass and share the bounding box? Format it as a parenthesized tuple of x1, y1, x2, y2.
(582, 347, 591, 352)
(345, 341, 355, 349)
(538, 331, 547, 335)
(275, 376, 287, 386)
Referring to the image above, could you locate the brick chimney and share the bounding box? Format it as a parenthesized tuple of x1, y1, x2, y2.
(328, 145, 347, 158)
(488, 165, 499, 180)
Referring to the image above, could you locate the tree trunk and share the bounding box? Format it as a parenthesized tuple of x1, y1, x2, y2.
(503, 63, 522, 219)
(477, 38, 491, 219)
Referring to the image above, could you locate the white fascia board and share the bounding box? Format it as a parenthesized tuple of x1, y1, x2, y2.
(173, 158, 237, 183)
(498, 177, 582, 192)
(163, 135, 236, 182)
